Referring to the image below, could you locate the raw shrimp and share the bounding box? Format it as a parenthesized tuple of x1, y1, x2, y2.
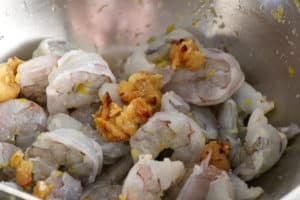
(16, 55, 58, 104)
(234, 109, 287, 181)
(121, 154, 185, 200)
(161, 91, 190, 113)
(278, 123, 300, 140)
(81, 185, 121, 200)
(190, 106, 218, 140)
(70, 103, 99, 128)
(48, 113, 129, 165)
(233, 82, 274, 114)
(217, 99, 247, 168)
(26, 128, 103, 184)
(124, 45, 174, 86)
(161, 91, 218, 140)
(81, 155, 133, 200)
(98, 82, 123, 106)
(46, 50, 116, 114)
(0, 99, 47, 149)
(33, 38, 74, 58)
(163, 48, 245, 106)
(30, 157, 56, 182)
(218, 99, 239, 140)
(177, 154, 234, 200)
(206, 170, 234, 200)
(33, 170, 82, 200)
(130, 111, 206, 165)
(0, 142, 20, 180)
(124, 29, 198, 85)
(229, 173, 263, 200)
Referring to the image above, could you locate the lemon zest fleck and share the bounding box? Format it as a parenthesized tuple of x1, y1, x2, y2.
(17, 98, 27, 103)
(147, 36, 156, 44)
(243, 98, 252, 106)
(288, 66, 295, 78)
(271, 6, 284, 23)
(131, 149, 140, 160)
(119, 194, 125, 200)
(192, 19, 200, 26)
(206, 69, 215, 78)
(77, 83, 87, 95)
(166, 24, 175, 34)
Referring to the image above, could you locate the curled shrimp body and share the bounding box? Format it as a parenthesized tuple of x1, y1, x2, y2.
(121, 154, 185, 200)
(27, 128, 103, 185)
(46, 50, 116, 114)
(0, 99, 47, 149)
(130, 111, 206, 165)
(16, 55, 58, 104)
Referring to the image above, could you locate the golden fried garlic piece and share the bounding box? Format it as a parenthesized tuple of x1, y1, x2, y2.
(119, 72, 162, 110)
(200, 141, 231, 171)
(32, 181, 54, 199)
(94, 93, 154, 142)
(0, 57, 23, 102)
(9, 150, 33, 188)
(169, 39, 206, 71)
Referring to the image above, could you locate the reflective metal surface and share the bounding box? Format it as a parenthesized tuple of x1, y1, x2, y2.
(1, 0, 300, 199)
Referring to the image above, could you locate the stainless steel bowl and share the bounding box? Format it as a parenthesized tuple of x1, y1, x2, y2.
(1, 0, 300, 199)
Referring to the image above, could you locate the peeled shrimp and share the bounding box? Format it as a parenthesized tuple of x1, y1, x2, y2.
(70, 103, 99, 128)
(0, 99, 47, 149)
(47, 113, 129, 165)
(177, 154, 234, 200)
(217, 99, 247, 168)
(163, 48, 245, 106)
(161, 91, 190, 113)
(30, 157, 56, 182)
(190, 106, 218, 140)
(130, 111, 206, 165)
(98, 82, 123, 106)
(124, 45, 174, 86)
(26, 128, 103, 184)
(33, 170, 82, 200)
(81, 155, 133, 200)
(230, 173, 263, 200)
(218, 99, 239, 140)
(0, 142, 20, 180)
(124, 29, 198, 85)
(33, 38, 74, 58)
(46, 50, 116, 114)
(121, 154, 185, 200)
(16, 55, 58, 104)
(233, 82, 274, 114)
(278, 123, 300, 140)
(81, 185, 121, 200)
(161, 91, 218, 140)
(234, 109, 287, 181)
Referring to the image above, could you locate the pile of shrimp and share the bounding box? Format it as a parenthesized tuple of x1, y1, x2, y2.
(0, 31, 298, 200)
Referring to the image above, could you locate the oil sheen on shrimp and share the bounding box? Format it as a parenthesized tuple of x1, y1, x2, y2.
(46, 50, 116, 114)
(26, 128, 103, 185)
(130, 111, 206, 165)
(0, 99, 47, 149)
(16, 55, 58, 104)
(121, 154, 185, 200)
